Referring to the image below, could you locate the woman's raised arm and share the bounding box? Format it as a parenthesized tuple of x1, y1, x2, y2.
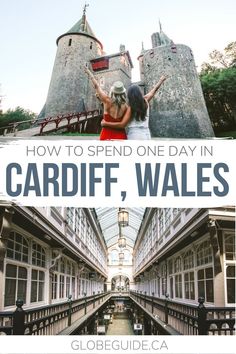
(84, 66, 110, 104)
(144, 75, 168, 102)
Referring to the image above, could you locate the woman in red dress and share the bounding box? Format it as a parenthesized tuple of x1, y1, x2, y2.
(84, 67, 128, 140)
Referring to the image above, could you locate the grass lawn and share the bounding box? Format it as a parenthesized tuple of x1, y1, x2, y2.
(215, 130, 236, 139)
(62, 133, 100, 136)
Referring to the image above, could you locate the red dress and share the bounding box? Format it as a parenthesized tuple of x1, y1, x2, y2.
(100, 113, 127, 140)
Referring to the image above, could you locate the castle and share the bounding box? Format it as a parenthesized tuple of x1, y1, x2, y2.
(41, 6, 214, 138)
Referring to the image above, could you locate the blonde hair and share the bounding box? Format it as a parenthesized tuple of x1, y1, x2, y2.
(110, 92, 127, 108)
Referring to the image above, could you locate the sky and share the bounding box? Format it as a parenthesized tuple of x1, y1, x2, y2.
(0, 0, 235, 114)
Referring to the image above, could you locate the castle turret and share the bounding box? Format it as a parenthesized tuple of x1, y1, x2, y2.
(142, 25, 214, 138)
(44, 5, 103, 117)
(137, 42, 146, 83)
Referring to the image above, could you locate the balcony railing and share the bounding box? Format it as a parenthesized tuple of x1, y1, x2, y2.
(130, 291, 235, 335)
(0, 292, 109, 335)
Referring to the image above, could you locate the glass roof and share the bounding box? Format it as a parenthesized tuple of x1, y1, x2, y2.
(95, 208, 146, 248)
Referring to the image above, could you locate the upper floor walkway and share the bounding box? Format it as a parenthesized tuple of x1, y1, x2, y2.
(0, 291, 234, 336)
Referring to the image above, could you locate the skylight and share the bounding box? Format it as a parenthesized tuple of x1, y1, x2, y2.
(95, 208, 146, 248)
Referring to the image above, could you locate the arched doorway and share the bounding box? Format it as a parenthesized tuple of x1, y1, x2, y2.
(111, 275, 130, 292)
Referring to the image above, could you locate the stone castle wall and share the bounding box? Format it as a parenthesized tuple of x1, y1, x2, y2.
(42, 17, 214, 138)
(142, 44, 214, 138)
(94, 54, 132, 97)
(44, 34, 103, 117)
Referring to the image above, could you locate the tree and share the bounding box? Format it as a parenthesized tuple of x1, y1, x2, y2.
(200, 42, 236, 133)
(0, 106, 37, 131)
(201, 41, 236, 72)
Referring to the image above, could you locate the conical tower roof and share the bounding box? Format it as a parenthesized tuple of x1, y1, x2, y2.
(56, 6, 103, 49)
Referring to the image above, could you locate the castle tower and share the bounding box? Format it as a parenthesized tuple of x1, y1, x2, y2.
(142, 25, 214, 138)
(91, 44, 133, 96)
(137, 42, 146, 84)
(44, 5, 103, 117)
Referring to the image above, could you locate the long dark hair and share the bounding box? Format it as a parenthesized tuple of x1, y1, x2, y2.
(128, 85, 147, 121)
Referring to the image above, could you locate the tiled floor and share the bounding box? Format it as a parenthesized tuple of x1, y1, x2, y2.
(106, 312, 134, 335)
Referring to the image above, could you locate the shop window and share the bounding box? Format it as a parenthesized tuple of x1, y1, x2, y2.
(66, 260, 71, 275)
(174, 256, 182, 273)
(175, 274, 182, 298)
(71, 263, 75, 275)
(60, 258, 65, 273)
(80, 211, 86, 240)
(157, 278, 160, 297)
(59, 275, 65, 298)
(224, 234, 235, 260)
(66, 207, 75, 229)
(170, 277, 174, 298)
(184, 272, 195, 300)
(66, 207, 84, 235)
(31, 269, 45, 303)
(6, 232, 28, 263)
(161, 277, 166, 296)
(158, 210, 164, 235)
(74, 208, 82, 234)
(66, 276, 71, 298)
(168, 259, 173, 275)
(197, 267, 214, 302)
(183, 250, 194, 270)
(72, 277, 76, 299)
(226, 265, 235, 304)
(164, 208, 172, 228)
(161, 264, 167, 295)
(51, 274, 58, 300)
(5, 264, 27, 307)
(197, 240, 213, 266)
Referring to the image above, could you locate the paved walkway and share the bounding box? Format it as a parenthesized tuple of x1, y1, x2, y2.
(106, 312, 134, 335)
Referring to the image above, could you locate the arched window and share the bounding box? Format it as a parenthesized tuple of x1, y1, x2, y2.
(66, 260, 71, 275)
(224, 234, 235, 260)
(174, 256, 182, 298)
(123, 249, 131, 263)
(60, 258, 66, 273)
(110, 250, 119, 264)
(183, 250, 194, 270)
(197, 240, 212, 266)
(32, 242, 46, 268)
(168, 259, 173, 275)
(6, 232, 28, 263)
(174, 256, 182, 273)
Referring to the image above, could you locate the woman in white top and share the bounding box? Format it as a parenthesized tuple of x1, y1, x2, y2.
(101, 75, 167, 139)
